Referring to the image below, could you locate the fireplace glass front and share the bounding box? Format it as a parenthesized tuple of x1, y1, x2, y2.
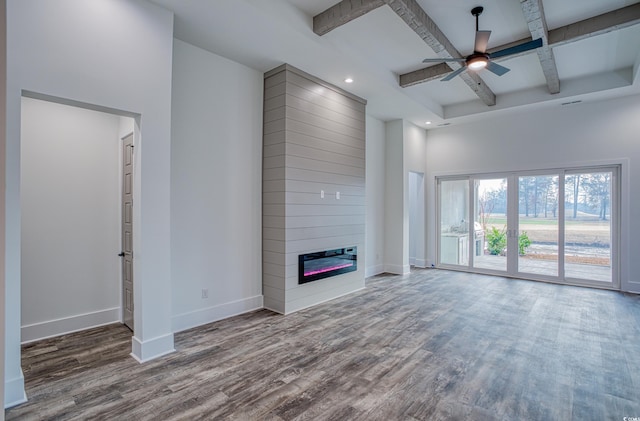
(298, 247, 357, 284)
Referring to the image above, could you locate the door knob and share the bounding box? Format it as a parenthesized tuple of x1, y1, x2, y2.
(118, 252, 125, 257)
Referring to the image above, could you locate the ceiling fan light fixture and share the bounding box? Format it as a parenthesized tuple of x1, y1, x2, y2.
(467, 55, 488, 70)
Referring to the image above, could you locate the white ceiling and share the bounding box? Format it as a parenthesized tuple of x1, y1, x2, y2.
(150, 0, 640, 128)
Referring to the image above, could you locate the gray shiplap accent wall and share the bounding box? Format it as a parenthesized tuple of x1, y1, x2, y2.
(263, 64, 366, 314)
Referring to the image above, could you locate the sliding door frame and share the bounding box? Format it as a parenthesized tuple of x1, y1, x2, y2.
(436, 164, 621, 290)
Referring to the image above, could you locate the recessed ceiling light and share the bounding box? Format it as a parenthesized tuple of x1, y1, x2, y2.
(344, 77, 354, 83)
(425, 121, 432, 125)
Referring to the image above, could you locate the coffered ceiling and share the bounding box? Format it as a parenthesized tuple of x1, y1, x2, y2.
(150, 0, 640, 127)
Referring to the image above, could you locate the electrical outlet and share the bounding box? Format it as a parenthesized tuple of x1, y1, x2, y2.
(336, 191, 340, 200)
(201, 288, 208, 299)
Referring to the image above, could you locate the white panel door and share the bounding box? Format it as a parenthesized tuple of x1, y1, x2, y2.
(121, 134, 134, 331)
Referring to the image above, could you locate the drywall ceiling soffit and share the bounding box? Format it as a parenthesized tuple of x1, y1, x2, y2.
(314, 0, 498, 106)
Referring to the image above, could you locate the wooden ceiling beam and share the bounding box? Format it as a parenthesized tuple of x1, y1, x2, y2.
(313, 0, 385, 36)
(520, 0, 560, 94)
(400, 3, 640, 88)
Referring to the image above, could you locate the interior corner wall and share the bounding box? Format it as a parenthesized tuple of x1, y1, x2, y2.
(262, 64, 366, 314)
(425, 94, 640, 293)
(383, 120, 427, 274)
(170, 39, 264, 332)
(365, 115, 385, 277)
(20, 97, 121, 342)
(6, 0, 174, 405)
(404, 122, 427, 268)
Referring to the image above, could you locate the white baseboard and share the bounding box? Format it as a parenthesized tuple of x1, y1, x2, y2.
(415, 259, 427, 268)
(131, 333, 175, 363)
(365, 264, 384, 278)
(4, 371, 26, 409)
(409, 257, 416, 266)
(172, 295, 264, 333)
(21, 307, 120, 344)
(384, 264, 411, 275)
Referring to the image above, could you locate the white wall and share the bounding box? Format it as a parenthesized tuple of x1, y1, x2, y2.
(426, 94, 640, 292)
(384, 120, 406, 274)
(119, 116, 135, 140)
(20, 98, 121, 342)
(1, 0, 7, 413)
(6, 0, 174, 406)
(365, 116, 385, 277)
(170, 39, 264, 331)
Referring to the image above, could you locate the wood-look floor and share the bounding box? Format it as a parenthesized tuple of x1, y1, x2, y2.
(7, 269, 640, 420)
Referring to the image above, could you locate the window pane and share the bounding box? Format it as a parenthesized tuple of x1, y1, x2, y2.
(564, 172, 612, 282)
(440, 179, 469, 266)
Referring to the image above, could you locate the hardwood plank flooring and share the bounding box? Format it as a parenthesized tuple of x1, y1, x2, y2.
(7, 269, 640, 420)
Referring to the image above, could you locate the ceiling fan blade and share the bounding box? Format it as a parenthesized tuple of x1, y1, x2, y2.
(422, 57, 466, 63)
(441, 66, 467, 81)
(486, 61, 510, 76)
(490, 38, 543, 59)
(474, 30, 491, 53)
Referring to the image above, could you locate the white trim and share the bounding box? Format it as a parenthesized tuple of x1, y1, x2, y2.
(283, 286, 365, 315)
(365, 264, 384, 278)
(414, 259, 427, 268)
(384, 263, 410, 275)
(130, 333, 175, 363)
(20, 307, 120, 344)
(409, 257, 416, 266)
(430, 157, 629, 180)
(4, 371, 26, 409)
(172, 295, 264, 333)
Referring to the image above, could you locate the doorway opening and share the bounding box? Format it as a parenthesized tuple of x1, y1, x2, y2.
(409, 171, 425, 267)
(20, 96, 135, 343)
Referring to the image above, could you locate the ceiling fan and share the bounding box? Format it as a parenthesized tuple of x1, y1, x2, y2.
(422, 6, 543, 81)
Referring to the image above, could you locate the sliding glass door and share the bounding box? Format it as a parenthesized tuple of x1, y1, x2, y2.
(564, 170, 613, 283)
(437, 166, 618, 288)
(517, 174, 559, 278)
(473, 177, 508, 272)
(439, 179, 469, 266)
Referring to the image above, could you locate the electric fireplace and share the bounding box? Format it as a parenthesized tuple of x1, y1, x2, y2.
(298, 247, 357, 284)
